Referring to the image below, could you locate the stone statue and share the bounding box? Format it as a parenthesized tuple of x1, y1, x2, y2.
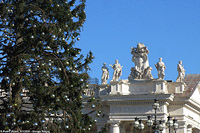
(176, 60, 185, 82)
(110, 60, 123, 81)
(143, 66, 153, 79)
(155, 58, 166, 80)
(101, 63, 109, 84)
(131, 43, 149, 72)
(129, 43, 153, 80)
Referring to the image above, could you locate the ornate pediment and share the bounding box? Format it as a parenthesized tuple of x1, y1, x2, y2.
(190, 83, 200, 103)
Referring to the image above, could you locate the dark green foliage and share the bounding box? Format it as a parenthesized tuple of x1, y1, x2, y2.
(98, 124, 109, 133)
(0, 0, 95, 132)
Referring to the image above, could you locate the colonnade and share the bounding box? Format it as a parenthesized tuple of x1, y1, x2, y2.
(107, 120, 198, 133)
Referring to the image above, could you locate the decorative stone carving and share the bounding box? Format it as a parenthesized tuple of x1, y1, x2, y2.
(129, 43, 153, 80)
(176, 60, 185, 82)
(143, 66, 153, 79)
(155, 58, 166, 80)
(101, 63, 109, 85)
(110, 60, 123, 81)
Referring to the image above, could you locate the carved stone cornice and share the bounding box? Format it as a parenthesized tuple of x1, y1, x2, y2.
(171, 97, 200, 113)
(100, 94, 174, 105)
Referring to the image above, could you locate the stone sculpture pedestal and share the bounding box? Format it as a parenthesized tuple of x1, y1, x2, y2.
(109, 79, 170, 95)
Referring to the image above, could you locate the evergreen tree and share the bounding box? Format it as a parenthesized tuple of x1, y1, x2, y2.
(0, 0, 96, 132)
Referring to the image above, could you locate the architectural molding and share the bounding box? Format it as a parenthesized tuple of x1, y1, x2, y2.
(84, 44, 200, 133)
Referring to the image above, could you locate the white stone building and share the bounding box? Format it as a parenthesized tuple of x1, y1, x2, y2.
(85, 43, 200, 133)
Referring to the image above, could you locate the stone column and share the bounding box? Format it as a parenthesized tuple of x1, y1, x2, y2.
(108, 120, 120, 133)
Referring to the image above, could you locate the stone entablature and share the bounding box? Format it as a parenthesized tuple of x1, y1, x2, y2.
(84, 43, 200, 133)
(97, 88, 200, 133)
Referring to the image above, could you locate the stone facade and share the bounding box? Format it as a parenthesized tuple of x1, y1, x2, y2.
(85, 75, 200, 133)
(84, 44, 200, 133)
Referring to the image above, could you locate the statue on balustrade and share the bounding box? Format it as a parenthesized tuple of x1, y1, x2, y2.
(110, 60, 123, 81)
(101, 63, 109, 84)
(176, 60, 185, 82)
(155, 57, 166, 80)
(129, 43, 153, 81)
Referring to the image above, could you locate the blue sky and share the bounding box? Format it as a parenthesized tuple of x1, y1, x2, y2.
(77, 0, 200, 83)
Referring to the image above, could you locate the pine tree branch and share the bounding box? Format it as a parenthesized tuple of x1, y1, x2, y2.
(44, 52, 70, 85)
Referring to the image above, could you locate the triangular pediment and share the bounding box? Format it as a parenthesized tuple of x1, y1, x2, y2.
(190, 82, 200, 102)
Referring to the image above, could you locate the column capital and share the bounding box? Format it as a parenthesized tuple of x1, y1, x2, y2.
(108, 120, 120, 133)
(108, 120, 121, 125)
(108, 120, 120, 128)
